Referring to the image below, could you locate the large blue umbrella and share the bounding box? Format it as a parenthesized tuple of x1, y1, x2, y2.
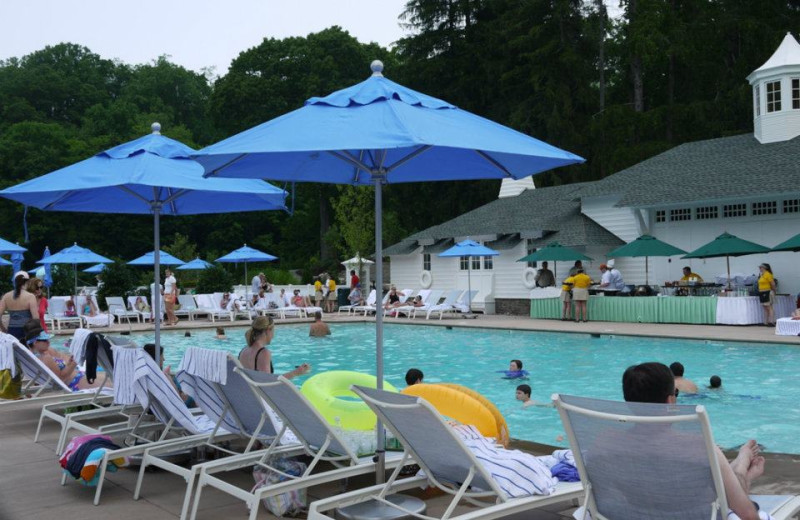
(0, 124, 287, 362)
(176, 257, 213, 270)
(192, 61, 584, 476)
(128, 250, 186, 266)
(216, 245, 277, 301)
(439, 240, 499, 314)
(37, 243, 112, 296)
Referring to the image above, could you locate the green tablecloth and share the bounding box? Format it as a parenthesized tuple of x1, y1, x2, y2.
(530, 296, 717, 324)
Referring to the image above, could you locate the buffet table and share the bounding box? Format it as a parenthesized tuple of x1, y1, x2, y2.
(530, 295, 794, 325)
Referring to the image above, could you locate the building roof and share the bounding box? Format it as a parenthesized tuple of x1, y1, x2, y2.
(750, 32, 800, 77)
(581, 133, 800, 208)
(384, 182, 624, 255)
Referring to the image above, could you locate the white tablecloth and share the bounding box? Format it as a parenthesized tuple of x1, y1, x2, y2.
(529, 287, 562, 299)
(776, 318, 800, 336)
(715, 295, 795, 325)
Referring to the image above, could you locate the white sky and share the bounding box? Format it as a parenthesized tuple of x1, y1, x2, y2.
(0, 0, 411, 76)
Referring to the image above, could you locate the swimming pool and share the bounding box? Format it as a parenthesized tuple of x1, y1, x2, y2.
(121, 323, 800, 454)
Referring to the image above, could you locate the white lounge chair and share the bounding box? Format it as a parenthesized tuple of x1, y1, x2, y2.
(425, 289, 464, 319)
(341, 289, 375, 315)
(213, 292, 252, 321)
(127, 295, 162, 322)
(452, 289, 479, 314)
(388, 288, 432, 318)
(77, 295, 113, 328)
(105, 296, 141, 324)
(188, 369, 408, 520)
(49, 297, 82, 331)
(176, 294, 205, 321)
(553, 393, 800, 520)
(308, 386, 583, 520)
(194, 294, 233, 322)
(355, 290, 391, 316)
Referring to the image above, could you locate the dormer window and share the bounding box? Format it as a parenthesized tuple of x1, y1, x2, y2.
(766, 81, 782, 112)
(754, 84, 761, 116)
(793, 78, 799, 109)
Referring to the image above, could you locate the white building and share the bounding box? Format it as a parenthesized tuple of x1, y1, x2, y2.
(385, 34, 800, 314)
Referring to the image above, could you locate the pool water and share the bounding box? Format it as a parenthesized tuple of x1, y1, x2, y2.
(123, 323, 800, 454)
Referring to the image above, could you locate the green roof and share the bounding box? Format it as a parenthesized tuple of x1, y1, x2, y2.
(384, 182, 623, 255)
(584, 133, 800, 207)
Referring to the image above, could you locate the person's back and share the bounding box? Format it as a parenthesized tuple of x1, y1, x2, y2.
(670, 361, 698, 394)
(0, 272, 39, 340)
(309, 311, 330, 337)
(609, 268, 625, 290)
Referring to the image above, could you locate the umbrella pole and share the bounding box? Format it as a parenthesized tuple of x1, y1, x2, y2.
(646, 256, 649, 285)
(153, 205, 162, 365)
(374, 177, 385, 484)
(726, 255, 731, 290)
(245, 262, 249, 305)
(467, 256, 472, 314)
(73, 264, 77, 301)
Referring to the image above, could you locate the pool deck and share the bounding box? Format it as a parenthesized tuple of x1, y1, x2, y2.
(3, 313, 796, 519)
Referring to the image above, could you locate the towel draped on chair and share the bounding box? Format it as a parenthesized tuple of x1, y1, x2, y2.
(0, 333, 18, 377)
(178, 347, 228, 384)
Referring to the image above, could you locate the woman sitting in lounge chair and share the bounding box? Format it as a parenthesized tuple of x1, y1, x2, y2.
(383, 286, 403, 310)
(291, 289, 312, 308)
(80, 294, 111, 327)
(220, 292, 241, 312)
(134, 296, 150, 313)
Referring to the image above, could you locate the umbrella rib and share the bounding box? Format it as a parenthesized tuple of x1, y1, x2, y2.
(42, 191, 79, 211)
(207, 153, 247, 178)
(384, 145, 432, 175)
(475, 150, 514, 177)
(327, 151, 374, 178)
(118, 186, 152, 206)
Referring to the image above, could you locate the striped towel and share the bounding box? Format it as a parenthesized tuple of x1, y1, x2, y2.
(178, 347, 228, 384)
(0, 333, 18, 377)
(452, 424, 557, 498)
(69, 329, 93, 364)
(112, 346, 139, 405)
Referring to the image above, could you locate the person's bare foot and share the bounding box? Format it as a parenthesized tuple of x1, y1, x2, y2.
(746, 455, 766, 484)
(731, 439, 759, 474)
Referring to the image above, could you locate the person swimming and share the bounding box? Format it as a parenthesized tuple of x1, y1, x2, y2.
(499, 359, 529, 379)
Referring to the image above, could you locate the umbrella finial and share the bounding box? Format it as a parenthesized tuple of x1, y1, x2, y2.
(151, 122, 161, 135)
(370, 60, 384, 77)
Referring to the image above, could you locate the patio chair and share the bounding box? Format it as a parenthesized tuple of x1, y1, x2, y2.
(49, 297, 82, 331)
(452, 289, 479, 313)
(552, 393, 800, 520)
(425, 289, 464, 320)
(134, 348, 303, 519)
(188, 370, 409, 520)
(307, 386, 583, 520)
(105, 296, 141, 324)
(354, 290, 391, 316)
(213, 292, 252, 321)
(127, 295, 162, 322)
(388, 288, 432, 318)
(77, 295, 113, 328)
(340, 288, 375, 315)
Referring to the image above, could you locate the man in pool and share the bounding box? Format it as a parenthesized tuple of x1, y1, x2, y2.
(709, 375, 722, 389)
(405, 368, 424, 386)
(623, 362, 765, 520)
(309, 311, 331, 337)
(515, 384, 553, 408)
(670, 361, 698, 394)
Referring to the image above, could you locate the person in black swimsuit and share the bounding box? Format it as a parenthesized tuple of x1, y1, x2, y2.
(238, 315, 311, 378)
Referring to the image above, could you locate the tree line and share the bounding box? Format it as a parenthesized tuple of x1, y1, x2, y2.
(0, 0, 797, 283)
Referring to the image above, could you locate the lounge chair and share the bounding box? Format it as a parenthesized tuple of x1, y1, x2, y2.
(213, 292, 252, 321)
(388, 288, 432, 318)
(452, 289, 478, 313)
(105, 296, 141, 324)
(127, 295, 162, 322)
(775, 317, 800, 336)
(355, 290, 391, 316)
(134, 348, 302, 519)
(308, 386, 583, 520)
(552, 393, 800, 520)
(341, 289, 375, 315)
(425, 289, 464, 320)
(193, 294, 232, 322)
(77, 295, 113, 328)
(254, 293, 283, 319)
(188, 370, 408, 520)
(49, 297, 82, 331)
(176, 294, 206, 321)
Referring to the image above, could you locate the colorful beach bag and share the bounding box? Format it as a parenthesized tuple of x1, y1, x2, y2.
(252, 457, 308, 517)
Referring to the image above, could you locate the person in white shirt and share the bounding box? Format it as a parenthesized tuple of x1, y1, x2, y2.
(163, 268, 178, 325)
(606, 259, 625, 291)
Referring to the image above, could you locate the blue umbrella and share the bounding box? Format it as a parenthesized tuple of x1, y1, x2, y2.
(10, 251, 24, 283)
(0, 257, 11, 266)
(0, 237, 26, 254)
(128, 250, 186, 266)
(83, 263, 108, 274)
(216, 245, 277, 300)
(193, 61, 584, 476)
(177, 258, 214, 270)
(0, 124, 287, 362)
(439, 240, 499, 314)
(37, 243, 112, 296)
(41, 246, 53, 291)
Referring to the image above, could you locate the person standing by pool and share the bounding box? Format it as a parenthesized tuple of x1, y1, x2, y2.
(164, 268, 178, 326)
(560, 275, 574, 321)
(534, 261, 555, 288)
(325, 275, 337, 313)
(670, 361, 698, 394)
(0, 271, 39, 341)
(239, 315, 311, 378)
(571, 268, 591, 322)
(349, 269, 359, 290)
(313, 276, 323, 309)
(309, 311, 331, 337)
(757, 263, 776, 326)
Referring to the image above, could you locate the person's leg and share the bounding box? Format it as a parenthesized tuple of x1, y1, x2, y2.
(715, 443, 761, 520)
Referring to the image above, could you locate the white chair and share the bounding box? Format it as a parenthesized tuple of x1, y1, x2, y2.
(426, 289, 465, 320)
(340, 289, 374, 315)
(194, 294, 232, 322)
(389, 288, 431, 318)
(77, 295, 113, 328)
(212, 292, 252, 322)
(355, 290, 391, 316)
(105, 296, 141, 324)
(49, 297, 82, 331)
(127, 295, 161, 322)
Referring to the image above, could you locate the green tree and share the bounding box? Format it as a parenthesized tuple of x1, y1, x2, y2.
(196, 264, 235, 294)
(95, 262, 139, 309)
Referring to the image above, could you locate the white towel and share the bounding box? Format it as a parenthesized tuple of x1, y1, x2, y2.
(0, 333, 18, 377)
(69, 328, 93, 363)
(178, 347, 228, 384)
(112, 346, 139, 405)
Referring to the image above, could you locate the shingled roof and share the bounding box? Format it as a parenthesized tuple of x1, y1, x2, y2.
(384, 182, 623, 255)
(583, 133, 800, 207)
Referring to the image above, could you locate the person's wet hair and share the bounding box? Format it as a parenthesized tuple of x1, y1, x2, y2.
(623, 362, 676, 403)
(143, 343, 163, 360)
(709, 375, 722, 389)
(669, 361, 685, 377)
(516, 384, 531, 397)
(314, 311, 322, 320)
(510, 359, 523, 370)
(405, 368, 424, 386)
(216, 327, 225, 336)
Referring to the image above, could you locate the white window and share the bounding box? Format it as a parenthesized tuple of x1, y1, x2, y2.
(766, 81, 781, 113)
(460, 256, 469, 270)
(471, 257, 481, 270)
(752, 201, 776, 216)
(423, 253, 431, 271)
(526, 240, 537, 269)
(793, 78, 799, 110)
(483, 256, 493, 270)
(723, 203, 747, 218)
(784, 199, 800, 214)
(754, 84, 761, 116)
(696, 206, 718, 220)
(655, 210, 666, 223)
(669, 208, 691, 221)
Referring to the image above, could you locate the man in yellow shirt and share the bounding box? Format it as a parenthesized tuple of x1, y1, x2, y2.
(325, 276, 337, 313)
(680, 266, 703, 282)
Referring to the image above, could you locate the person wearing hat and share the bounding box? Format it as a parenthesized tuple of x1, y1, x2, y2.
(23, 319, 105, 391)
(0, 271, 39, 342)
(606, 259, 626, 292)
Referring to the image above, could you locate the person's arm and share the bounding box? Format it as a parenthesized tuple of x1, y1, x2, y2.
(42, 354, 77, 384)
(283, 363, 311, 379)
(769, 275, 776, 292)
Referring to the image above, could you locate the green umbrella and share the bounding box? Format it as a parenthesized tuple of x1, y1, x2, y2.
(517, 241, 592, 280)
(682, 232, 770, 288)
(606, 234, 686, 285)
(771, 233, 800, 252)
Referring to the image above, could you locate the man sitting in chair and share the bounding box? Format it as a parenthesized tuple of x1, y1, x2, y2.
(623, 362, 765, 520)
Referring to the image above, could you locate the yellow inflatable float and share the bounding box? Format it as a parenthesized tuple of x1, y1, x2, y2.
(301, 371, 398, 431)
(401, 383, 510, 447)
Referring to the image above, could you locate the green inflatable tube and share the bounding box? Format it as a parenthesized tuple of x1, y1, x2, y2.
(301, 370, 397, 430)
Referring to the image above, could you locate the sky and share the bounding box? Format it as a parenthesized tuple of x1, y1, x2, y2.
(0, 0, 411, 76)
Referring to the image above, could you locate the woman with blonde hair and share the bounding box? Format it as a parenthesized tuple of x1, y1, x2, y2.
(238, 315, 311, 378)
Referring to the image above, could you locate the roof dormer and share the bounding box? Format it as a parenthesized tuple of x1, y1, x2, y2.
(747, 32, 800, 144)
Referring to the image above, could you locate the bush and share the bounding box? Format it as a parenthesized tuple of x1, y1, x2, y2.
(96, 262, 139, 310)
(196, 264, 235, 294)
(49, 265, 79, 297)
(264, 268, 299, 285)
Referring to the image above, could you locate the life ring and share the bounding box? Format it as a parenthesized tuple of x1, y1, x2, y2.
(522, 267, 537, 289)
(439, 383, 510, 447)
(420, 270, 433, 289)
(301, 371, 398, 430)
(401, 383, 507, 445)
